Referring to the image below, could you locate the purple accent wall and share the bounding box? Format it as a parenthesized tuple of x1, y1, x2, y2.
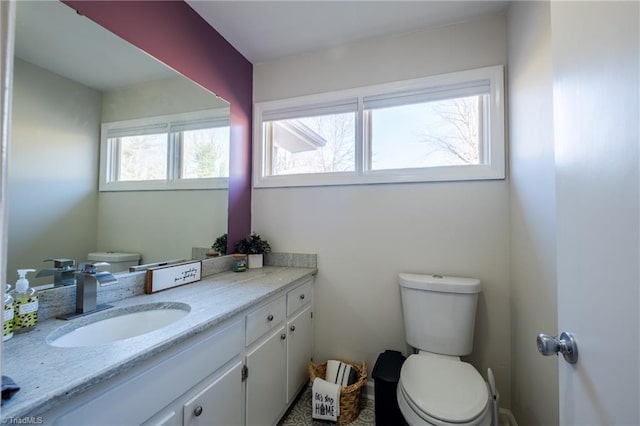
(63, 0, 252, 252)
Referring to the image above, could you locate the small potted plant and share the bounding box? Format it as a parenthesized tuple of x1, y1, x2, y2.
(211, 233, 228, 256)
(234, 232, 271, 269)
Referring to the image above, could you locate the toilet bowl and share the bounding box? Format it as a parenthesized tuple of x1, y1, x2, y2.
(396, 354, 491, 426)
(397, 273, 495, 426)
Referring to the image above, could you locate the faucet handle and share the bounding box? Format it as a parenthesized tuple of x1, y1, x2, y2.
(79, 262, 110, 274)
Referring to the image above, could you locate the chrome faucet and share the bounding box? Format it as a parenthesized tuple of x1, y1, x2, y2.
(36, 258, 77, 286)
(57, 262, 118, 320)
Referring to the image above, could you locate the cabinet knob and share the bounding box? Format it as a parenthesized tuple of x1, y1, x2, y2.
(194, 406, 203, 417)
(290, 325, 296, 332)
(267, 314, 274, 321)
(299, 294, 305, 300)
(281, 333, 287, 340)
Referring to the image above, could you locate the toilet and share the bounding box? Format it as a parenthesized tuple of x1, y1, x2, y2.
(87, 252, 141, 273)
(397, 273, 494, 426)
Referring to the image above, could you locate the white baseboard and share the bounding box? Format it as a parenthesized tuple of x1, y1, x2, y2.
(364, 379, 375, 400)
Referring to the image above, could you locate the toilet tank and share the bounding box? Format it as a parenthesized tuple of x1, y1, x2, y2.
(88, 252, 140, 273)
(399, 273, 481, 356)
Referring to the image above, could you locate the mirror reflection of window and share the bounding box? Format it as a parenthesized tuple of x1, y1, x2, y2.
(181, 127, 230, 179)
(116, 133, 168, 181)
(111, 127, 231, 181)
(101, 108, 230, 191)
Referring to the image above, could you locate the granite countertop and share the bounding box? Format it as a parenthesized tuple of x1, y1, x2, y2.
(1, 266, 316, 420)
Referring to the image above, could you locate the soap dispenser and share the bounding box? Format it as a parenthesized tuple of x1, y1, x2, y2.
(10, 269, 38, 333)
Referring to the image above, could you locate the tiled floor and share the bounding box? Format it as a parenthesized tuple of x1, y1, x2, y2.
(279, 385, 511, 426)
(279, 385, 375, 426)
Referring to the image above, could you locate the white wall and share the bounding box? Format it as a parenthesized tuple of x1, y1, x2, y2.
(101, 75, 228, 122)
(8, 59, 101, 286)
(97, 190, 227, 264)
(507, 2, 558, 424)
(253, 15, 512, 407)
(97, 76, 229, 263)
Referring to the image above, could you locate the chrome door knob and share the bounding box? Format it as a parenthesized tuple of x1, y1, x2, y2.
(537, 331, 578, 364)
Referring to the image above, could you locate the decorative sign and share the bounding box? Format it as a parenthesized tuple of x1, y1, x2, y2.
(146, 260, 202, 294)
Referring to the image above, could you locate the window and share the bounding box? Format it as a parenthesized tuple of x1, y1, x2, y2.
(266, 111, 356, 175)
(254, 66, 504, 187)
(100, 109, 229, 191)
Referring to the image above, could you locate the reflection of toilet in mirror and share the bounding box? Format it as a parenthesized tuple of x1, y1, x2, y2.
(397, 273, 497, 426)
(87, 252, 140, 273)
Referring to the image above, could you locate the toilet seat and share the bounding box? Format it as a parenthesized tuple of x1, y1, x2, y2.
(398, 382, 491, 426)
(398, 354, 489, 425)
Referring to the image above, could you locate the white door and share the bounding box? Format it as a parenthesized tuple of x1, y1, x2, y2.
(246, 326, 287, 426)
(183, 361, 244, 426)
(551, 1, 639, 424)
(287, 305, 313, 402)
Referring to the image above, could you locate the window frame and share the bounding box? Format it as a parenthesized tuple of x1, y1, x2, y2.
(253, 65, 505, 188)
(99, 108, 230, 192)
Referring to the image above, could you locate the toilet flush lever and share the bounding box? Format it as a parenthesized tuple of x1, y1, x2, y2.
(537, 332, 578, 364)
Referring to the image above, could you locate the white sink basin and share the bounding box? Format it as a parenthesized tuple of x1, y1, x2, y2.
(47, 302, 190, 348)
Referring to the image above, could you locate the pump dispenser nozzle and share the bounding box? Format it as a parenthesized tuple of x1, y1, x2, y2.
(16, 269, 36, 293)
(10, 268, 38, 333)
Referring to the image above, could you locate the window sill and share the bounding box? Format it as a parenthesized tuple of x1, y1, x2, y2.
(254, 164, 504, 188)
(99, 178, 229, 192)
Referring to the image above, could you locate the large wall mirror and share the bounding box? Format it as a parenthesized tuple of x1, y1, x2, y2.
(9, 1, 231, 287)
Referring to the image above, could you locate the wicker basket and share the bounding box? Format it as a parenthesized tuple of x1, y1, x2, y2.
(309, 360, 368, 424)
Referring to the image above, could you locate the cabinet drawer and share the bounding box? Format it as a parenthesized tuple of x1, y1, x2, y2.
(287, 280, 312, 316)
(246, 296, 286, 345)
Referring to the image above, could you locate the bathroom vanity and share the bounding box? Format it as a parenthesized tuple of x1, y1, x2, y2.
(1, 264, 316, 425)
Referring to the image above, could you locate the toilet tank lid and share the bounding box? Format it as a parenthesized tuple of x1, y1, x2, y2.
(88, 252, 140, 262)
(399, 273, 481, 294)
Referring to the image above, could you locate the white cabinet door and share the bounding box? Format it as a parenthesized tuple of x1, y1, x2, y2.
(183, 361, 244, 426)
(287, 305, 312, 402)
(246, 326, 287, 426)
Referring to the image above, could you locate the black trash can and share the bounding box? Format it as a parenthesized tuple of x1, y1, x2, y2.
(372, 350, 406, 425)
